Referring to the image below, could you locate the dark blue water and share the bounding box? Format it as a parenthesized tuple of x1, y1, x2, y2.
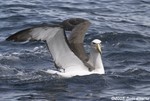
(0, 0, 150, 101)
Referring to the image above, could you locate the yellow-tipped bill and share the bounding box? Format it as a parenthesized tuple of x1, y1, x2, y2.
(96, 44, 102, 54)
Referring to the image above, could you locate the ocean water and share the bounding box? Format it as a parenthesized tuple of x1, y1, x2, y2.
(0, 0, 150, 101)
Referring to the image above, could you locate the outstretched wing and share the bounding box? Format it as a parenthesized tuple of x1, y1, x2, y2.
(6, 26, 87, 71)
(61, 18, 91, 62)
(61, 18, 93, 70)
(6, 25, 61, 42)
(6, 18, 93, 71)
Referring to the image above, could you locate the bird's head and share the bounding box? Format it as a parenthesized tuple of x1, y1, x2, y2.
(91, 39, 102, 54)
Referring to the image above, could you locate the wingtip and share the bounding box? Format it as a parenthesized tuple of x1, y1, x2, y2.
(6, 28, 32, 42)
(61, 18, 91, 31)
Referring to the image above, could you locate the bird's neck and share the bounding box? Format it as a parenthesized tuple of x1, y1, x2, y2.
(88, 49, 105, 74)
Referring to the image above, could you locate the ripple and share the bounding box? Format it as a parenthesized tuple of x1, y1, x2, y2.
(0, 0, 150, 100)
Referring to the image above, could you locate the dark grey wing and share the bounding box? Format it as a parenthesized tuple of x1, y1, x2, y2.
(6, 25, 62, 42)
(61, 18, 91, 43)
(6, 26, 87, 71)
(61, 18, 93, 70)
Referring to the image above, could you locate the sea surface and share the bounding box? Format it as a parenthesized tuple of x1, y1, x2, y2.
(0, 0, 150, 101)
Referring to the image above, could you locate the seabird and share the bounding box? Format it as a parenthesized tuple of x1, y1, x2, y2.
(6, 18, 105, 78)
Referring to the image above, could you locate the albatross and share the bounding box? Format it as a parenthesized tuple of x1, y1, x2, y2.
(6, 18, 105, 78)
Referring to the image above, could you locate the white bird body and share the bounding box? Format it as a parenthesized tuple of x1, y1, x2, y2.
(45, 37, 105, 78)
(46, 65, 103, 78)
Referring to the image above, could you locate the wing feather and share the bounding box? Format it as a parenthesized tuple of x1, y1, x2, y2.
(6, 26, 87, 71)
(61, 18, 91, 62)
(61, 18, 94, 70)
(6, 18, 93, 71)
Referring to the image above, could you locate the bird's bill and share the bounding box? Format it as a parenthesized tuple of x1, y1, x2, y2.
(96, 44, 102, 54)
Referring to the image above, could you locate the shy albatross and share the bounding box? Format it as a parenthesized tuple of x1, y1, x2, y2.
(6, 18, 105, 78)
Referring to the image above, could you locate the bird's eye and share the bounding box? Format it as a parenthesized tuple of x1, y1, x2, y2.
(92, 42, 96, 44)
